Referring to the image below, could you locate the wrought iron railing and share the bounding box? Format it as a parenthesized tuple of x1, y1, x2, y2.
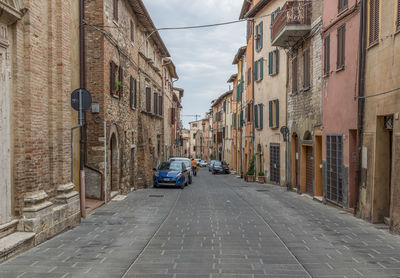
(271, 1, 312, 42)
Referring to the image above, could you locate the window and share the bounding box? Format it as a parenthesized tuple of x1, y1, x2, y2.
(338, 0, 348, 13)
(303, 48, 310, 89)
(171, 108, 176, 124)
(110, 61, 122, 98)
(337, 25, 346, 69)
(158, 95, 163, 116)
(130, 20, 134, 43)
(246, 103, 252, 122)
(255, 21, 263, 51)
(292, 57, 298, 93)
(254, 104, 263, 129)
(247, 67, 252, 85)
(246, 20, 253, 42)
(113, 0, 118, 22)
(153, 93, 158, 114)
(268, 49, 279, 75)
(254, 58, 264, 81)
(369, 0, 380, 45)
(146, 87, 151, 112)
(129, 76, 137, 109)
(269, 100, 279, 129)
(324, 36, 330, 75)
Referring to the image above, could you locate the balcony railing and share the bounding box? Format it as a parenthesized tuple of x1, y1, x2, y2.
(271, 1, 312, 47)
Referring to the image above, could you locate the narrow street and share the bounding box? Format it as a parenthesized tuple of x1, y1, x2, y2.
(1, 169, 400, 278)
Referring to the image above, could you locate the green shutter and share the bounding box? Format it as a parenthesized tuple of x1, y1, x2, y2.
(259, 21, 263, 49)
(268, 52, 273, 75)
(275, 100, 279, 128)
(254, 105, 258, 129)
(260, 58, 264, 80)
(254, 61, 258, 81)
(232, 113, 235, 129)
(269, 101, 273, 127)
(240, 110, 243, 128)
(259, 104, 263, 129)
(275, 50, 279, 74)
(255, 24, 259, 50)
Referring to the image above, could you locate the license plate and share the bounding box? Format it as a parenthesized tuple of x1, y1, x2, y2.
(164, 178, 170, 181)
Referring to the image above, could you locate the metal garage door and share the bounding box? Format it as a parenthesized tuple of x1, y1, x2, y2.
(270, 144, 280, 184)
(326, 135, 343, 205)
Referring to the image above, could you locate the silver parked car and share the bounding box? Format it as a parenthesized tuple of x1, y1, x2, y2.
(199, 160, 208, 167)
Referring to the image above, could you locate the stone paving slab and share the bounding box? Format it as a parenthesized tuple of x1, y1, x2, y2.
(1, 169, 400, 277)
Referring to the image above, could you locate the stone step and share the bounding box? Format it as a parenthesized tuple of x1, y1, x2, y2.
(0, 232, 35, 263)
(0, 220, 18, 239)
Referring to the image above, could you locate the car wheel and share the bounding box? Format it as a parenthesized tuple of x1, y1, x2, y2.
(180, 183, 185, 189)
(189, 175, 192, 184)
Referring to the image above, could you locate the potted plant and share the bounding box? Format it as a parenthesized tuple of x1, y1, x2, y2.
(245, 155, 255, 182)
(115, 80, 123, 97)
(258, 172, 265, 184)
(240, 171, 244, 179)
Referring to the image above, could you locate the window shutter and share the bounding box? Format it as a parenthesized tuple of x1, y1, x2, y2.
(134, 79, 137, 108)
(269, 101, 273, 127)
(146, 87, 151, 112)
(232, 113, 235, 129)
(259, 104, 263, 129)
(292, 57, 297, 92)
(130, 20, 134, 42)
(129, 76, 133, 109)
(254, 105, 258, 129)
(275, 100, 279, 128)
(118, 66, 123, 96)
(159, 95, 163, 115)
(255, 24, 259, 50)
(260, 58, 264, 80)
(113, 0, 118, 21)
(268, 52, 273, 75)
(259, 21, 263, 49)
(324, 36, 330, 75)
(374, 0, 379, 42)
(240, 110, 243, 128)
(275, 50, 279, 74)
(110, 62, 115, 95)
(254, 61, 258, 81)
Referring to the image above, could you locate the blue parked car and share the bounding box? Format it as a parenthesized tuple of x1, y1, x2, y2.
(153, 161, 189, 189)
(209, 160, 216, 172)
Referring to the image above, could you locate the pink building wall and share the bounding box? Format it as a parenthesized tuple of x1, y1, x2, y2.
(322, 0, 360, 209)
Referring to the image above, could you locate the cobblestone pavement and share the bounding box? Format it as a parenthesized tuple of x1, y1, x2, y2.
(1, 169, 400, 277)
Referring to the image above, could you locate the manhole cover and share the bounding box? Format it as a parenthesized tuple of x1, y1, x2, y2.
(149, 195, 164, 197)
(92, 211, 115, 216)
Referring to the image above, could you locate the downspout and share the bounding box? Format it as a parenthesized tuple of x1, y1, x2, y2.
(252, 19, 256, 180)
(355, 0, 366, 215)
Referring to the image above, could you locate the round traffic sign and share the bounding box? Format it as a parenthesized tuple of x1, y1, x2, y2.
(71, 88, 92, 111)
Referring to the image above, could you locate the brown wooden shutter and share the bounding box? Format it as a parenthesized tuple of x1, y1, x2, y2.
(110, 62, 115, 95)
(113, 0, 118, 21)
(146, 87, 151, 112)
(134, 79, 137, 108)
(153, 93, 157, 114)
(369, 0, 379, 45)
(374, 0, 379, 42)
(303, 49, 310, 89)
(324, 36, 330, 75)
(159, 95, 163, 115)
(118, 66, 123, 97)
(292, 57, 297, 93)
(337, 25, 345, 69)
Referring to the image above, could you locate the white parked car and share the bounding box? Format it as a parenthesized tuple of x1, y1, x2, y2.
(199, 160, 208, 167)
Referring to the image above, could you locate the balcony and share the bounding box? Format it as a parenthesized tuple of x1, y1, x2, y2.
(271, 1, 312, 47)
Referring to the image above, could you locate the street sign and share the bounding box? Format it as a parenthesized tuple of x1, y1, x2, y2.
(71, 88, 92, 111)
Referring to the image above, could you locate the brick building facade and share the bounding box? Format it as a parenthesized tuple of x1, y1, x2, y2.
(0, 0, 81, 259)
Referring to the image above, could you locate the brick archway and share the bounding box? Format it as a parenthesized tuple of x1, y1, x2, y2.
(109, 124, 120, 193)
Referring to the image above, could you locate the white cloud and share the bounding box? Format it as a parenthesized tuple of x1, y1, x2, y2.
(142, 0, 246, 127)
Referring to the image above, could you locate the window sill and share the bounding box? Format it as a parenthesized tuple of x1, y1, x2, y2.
(111, 94, 120, 99)
(113, 20, 119, 27)
(302, 86, 311, 92)
(130, 41, 135, 47)
(395, 29, 400, 37)
(336, 66, 345, 73)
(337, 7, 348, 17)
(256, 79, 263, 83)
(323, 73, 330, 78)
(367, 41, 379, 50)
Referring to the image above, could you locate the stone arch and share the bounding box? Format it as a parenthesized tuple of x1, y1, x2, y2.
(303, 130, 312, 141)
(109, 124, 120, 193)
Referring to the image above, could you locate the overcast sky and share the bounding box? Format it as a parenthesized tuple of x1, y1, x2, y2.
(142, 0, 246, 128)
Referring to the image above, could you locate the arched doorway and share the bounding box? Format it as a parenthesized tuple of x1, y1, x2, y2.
(257, 144, 263, 175)
(109, 129, 120, 194)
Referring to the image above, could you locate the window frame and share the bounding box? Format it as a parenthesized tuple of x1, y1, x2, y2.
(337, 24, 346, 70)
(130, 20, 134, 43)
(113, 0, 118, 22)
(369, 0, 380, 46)
(338, 0, 348, 14)
(292, 57, 298, 93)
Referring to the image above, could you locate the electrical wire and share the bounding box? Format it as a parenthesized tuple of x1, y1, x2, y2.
(358, 87, 400, 99)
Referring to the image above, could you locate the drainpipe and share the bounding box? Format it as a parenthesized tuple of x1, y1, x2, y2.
(355, 0, 366, 215)
(252, 19, 256, 180)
